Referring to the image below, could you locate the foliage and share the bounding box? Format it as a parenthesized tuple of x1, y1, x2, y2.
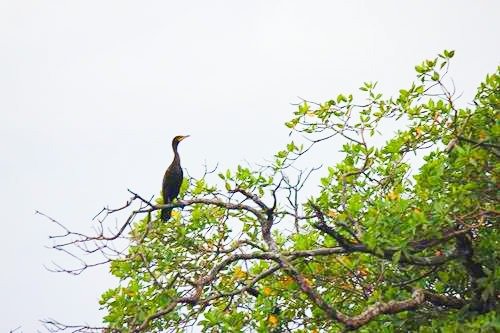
(44, 51, 499, 332)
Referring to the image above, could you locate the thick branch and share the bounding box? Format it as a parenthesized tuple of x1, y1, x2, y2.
(337, 289, 425, 329)
(150, 198, 266, 220)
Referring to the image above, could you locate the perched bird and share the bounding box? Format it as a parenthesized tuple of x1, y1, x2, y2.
(161, 135, 189, 221)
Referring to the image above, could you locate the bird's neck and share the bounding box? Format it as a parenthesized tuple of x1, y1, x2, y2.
(172, 142, 180, 163)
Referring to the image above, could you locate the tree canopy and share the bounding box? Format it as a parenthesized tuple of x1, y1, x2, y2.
(43, 51, 499, 332)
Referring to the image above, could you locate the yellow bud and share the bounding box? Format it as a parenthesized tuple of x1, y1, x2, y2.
(358, 267, 369, 277)
(415, 127, 423, 138)
(327, 209, 338, 218)
(233, 266, 246, 279)
(267, 314, 279, 327)
(280, 276, 294, 288)
(387, 191, 399, 201)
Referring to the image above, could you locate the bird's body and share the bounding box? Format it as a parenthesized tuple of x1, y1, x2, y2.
(161, 135, 189, 221)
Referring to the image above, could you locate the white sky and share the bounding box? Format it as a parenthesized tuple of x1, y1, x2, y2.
(0, 1, 499, 331)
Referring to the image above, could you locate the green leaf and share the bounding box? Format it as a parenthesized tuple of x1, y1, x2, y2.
(415, 65, 425, 73)
(337, 94, 347, 103)
(444, 49, 455, 58)
(392, 250, 402, 264)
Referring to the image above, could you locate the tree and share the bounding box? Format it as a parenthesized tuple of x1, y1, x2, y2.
(42, 51, 499, 332)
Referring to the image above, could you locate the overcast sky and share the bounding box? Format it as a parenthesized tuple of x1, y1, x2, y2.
(1, 1, 499, 331)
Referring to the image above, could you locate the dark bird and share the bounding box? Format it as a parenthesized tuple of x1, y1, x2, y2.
(161, 135, 189, 221)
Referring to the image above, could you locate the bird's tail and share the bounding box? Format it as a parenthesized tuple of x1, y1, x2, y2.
(161, 208, 172, 221)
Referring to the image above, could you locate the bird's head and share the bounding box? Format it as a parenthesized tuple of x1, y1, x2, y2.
(173, 135, 190, 143)
(172, 135, 189, 148)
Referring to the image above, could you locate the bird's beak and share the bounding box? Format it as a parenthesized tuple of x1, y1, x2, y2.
(180, 135, 190, 141)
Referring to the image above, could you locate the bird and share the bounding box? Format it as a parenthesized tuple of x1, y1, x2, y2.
(161, 135, 189, 221)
